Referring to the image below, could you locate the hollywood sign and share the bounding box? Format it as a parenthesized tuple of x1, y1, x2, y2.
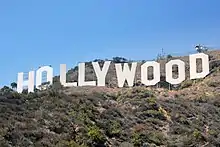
(17, 53, 209, 93)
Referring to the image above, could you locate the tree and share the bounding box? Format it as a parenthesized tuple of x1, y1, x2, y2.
(112, 57, 128, 63)
(10, 82, 17, 90)
(0, 86, 13, 94)
(195, 45, 208, 53)
(93, 59, 105, 63)
(167, 54, 173, 59)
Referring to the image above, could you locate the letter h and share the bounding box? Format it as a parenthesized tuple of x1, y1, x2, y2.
(17, 71, 35, 93)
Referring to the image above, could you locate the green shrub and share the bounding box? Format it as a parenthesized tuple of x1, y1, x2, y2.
(131, 132, 142, 146)
(147, 97, 157, 105)
(193, 129, 202, 139)
(132, 131, 166, 146)
(147, 132, 167, 145)
(208, 129, 218, 137)
(145, 110, 166, 120)
(87, 126, 105, 143)
(106, 120, 121, 137)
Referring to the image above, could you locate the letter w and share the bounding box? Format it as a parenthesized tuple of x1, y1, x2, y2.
(115, 62, 137, 87)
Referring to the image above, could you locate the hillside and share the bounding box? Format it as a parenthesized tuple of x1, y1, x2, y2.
(53, 50, 220, 89)
(1, 50, 220, 147)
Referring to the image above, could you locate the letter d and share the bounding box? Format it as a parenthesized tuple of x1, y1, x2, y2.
(190, 53, 209, 79)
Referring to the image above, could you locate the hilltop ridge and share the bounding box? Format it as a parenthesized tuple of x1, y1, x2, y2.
(53, 50, 220, 89)
(1, 50, 220, 147)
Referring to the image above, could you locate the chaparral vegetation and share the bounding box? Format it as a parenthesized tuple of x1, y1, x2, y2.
(1, 50, 220, 147)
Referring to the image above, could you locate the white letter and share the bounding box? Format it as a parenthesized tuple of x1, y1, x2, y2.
(141, 61, 160, 86)
(36, 66, 53, 89)
(92, 61, 111, 86)
(166, 59, 185, 85)
(78, 63, 96, 86)
(115, 62, 137, 87)
(60, 64, 77, 87)
(190, 53, 209, 79)
(17, 71, 35, 93)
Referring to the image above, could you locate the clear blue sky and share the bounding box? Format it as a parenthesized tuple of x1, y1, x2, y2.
(0, 0, 220, 87)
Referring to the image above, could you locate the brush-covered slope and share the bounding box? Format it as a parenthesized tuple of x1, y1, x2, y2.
(1, 50, 220, 147)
